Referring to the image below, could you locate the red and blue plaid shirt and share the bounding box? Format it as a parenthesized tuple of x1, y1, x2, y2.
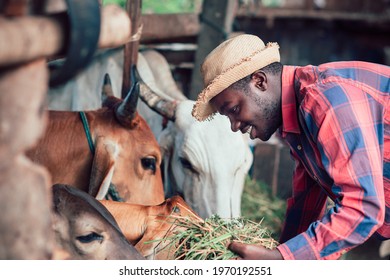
(276, 61, 390, 260)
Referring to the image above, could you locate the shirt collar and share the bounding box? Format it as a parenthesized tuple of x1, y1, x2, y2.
(280, 65, 300, 137)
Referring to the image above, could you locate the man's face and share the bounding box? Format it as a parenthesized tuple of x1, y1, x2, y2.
(210, 76, 281, 141)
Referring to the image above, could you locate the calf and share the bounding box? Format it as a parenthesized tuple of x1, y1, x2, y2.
(52, 184, 144, 260)
(100, 196, 203, 259)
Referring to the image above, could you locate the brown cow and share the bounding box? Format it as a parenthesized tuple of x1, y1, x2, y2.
(100, 196, 203, 259)
(27, 80, 165, 205)
(52, 184, 145, 260)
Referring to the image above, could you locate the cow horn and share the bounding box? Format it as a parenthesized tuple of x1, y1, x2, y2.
(137, 77, 176, 122)
(115, 81, 139, 126)
(102, 73, 114, 97)
(101, 73, 115, 106)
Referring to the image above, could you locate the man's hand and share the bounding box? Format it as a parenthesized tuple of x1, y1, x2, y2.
(228, 241, 283, 260)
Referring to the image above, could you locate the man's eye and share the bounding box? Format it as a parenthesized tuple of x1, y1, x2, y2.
(76, 232, 103, 243)
(230, 106, 239, 114)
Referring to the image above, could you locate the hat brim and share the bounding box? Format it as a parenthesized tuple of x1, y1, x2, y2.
(192, 43, 280, 121)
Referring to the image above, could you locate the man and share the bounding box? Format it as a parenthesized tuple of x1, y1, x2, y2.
(192, 34, 390, 260)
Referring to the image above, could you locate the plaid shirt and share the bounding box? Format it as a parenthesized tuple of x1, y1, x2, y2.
(276, 61, 390, 260)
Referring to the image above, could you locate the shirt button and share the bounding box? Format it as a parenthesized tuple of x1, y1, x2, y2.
(297, 145, 302, 150)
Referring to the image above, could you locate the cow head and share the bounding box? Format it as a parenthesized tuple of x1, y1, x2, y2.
(135, 195, 202, 259)
(160, 101, 253, 219)
(27, 74, 165, 206)
(138, 77, 253, 219)
(87, 75, 165, 205)
(100, 195, 203, 260)
(52, 184, 144, 260)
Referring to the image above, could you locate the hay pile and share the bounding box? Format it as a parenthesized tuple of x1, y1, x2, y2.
(149, 214, 278, 260)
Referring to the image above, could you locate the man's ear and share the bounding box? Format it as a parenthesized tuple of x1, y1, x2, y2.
(251, 70, 267, 91)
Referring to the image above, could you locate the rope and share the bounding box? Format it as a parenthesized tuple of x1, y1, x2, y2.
(79, 112, 95, 155)
(105, 184, 124, 202)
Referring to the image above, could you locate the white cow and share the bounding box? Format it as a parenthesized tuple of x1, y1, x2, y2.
(138, 50, 253, 218)
(47, 48, 253, 218)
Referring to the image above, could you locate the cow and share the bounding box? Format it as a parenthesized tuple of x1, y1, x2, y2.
(52, 184, 145, 260)
(27, 80, 165, 205)
(45, 47, 253, 219)
(100, 195, 203, 259)
(137, 50, 254, 219)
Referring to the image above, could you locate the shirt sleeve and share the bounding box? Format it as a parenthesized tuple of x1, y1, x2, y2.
(278, 83, 386, 260)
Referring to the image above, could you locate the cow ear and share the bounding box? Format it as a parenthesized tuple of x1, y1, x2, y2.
(88, 137, 119, 200)
(158, 127, 175, 197)
(158, 126, 174, 158)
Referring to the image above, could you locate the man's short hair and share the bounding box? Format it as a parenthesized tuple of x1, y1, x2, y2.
(262, 62, 283, 75)
(230, 62, 282, 91)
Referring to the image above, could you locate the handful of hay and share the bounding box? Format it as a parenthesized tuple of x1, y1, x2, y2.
(149, 214, 279, 260)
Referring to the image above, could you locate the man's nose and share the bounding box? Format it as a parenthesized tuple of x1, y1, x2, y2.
(230, 119, 241, 132)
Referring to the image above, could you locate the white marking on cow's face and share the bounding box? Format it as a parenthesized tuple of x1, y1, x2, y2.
(95, 140, 118, 200)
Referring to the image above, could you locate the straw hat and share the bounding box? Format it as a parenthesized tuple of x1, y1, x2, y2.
(191, 34, 280, 121)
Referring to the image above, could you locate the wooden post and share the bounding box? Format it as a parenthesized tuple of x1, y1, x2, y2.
(122, 0, 141, 99)
(0, 0, 54, 260)
(189, 0, 238, 100)
(0, 60, 54, 259)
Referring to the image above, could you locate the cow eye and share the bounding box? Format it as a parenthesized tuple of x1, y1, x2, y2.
(179, 157, 191, 169)
(76, 232, 103, 243)
(179, 157, 195, 172)
(172, 206, 181, 214)
(141, 157, 157, 174)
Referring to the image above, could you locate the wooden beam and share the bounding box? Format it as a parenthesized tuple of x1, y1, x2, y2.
(141, 13, 199, 44)
(138, 8, 389, 45)
(0, 5, 132, 67)
(122, 0, 141, 99)
(189, 0, 238, 100)
(235, 7, 390, 23)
